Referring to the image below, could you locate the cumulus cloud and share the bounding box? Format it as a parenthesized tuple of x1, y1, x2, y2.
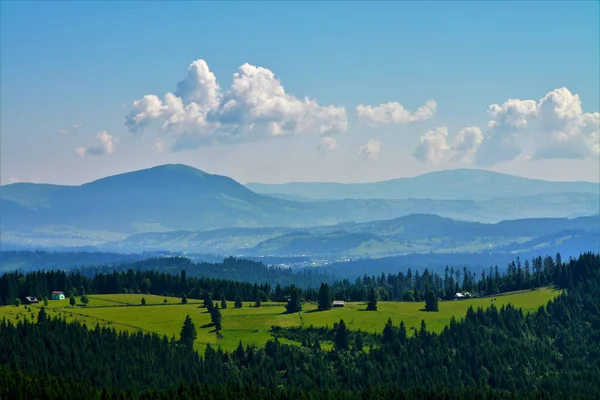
(414, 88, 598, 166)
(153, 138, 166, 152)
(359, 138, 382, 161)
(413, 126, 483, 164)
(125, 60, 347, 149)
(75, 131, 118, 157)
(356, 99, 436, 126)
(59, 129, 69, 135)
(317, 136, 338, 152)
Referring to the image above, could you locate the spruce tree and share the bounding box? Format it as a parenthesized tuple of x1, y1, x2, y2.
(43, 297, 48, 307)
(317, 283, 332, 310)
(424, 286, 439, 312)
(254, 297, 261, 308)
(37, 306, 47, 324)
(234, 296, 243, 308)
(334, 319, 349, 351)
(366, 287, 378, 311)
(179, 315, 197, 348)
(69, 295, 76, 307)
(181, 294, 188, 304)
(286, 286, 302, 313)
(210, 305, 222, 331)
(141, 297, 146, 306)
(221, 298, 227, 309)
(204, 293, 214, 311)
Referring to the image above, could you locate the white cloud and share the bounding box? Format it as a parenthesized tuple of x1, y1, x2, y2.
(59, 129, 69, 135)
(317, 136, 338, 152)
(533, 88, 599, 159)
(74, 122, 83, 129)
(125, 59, 348, 149)
(153, 138, 166, 152)
(359, 138, 381, 161)
(413, 88, 598, 166)
(413, 126, 484, 164)
(356, 99, 436, 126)
(413, 127, 450, 163)
(75, 131, 118, 157)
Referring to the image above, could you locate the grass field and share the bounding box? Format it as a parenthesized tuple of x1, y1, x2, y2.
(0, 288, 560, 352)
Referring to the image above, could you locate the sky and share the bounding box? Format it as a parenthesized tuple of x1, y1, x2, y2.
(1, 1, 599, 185)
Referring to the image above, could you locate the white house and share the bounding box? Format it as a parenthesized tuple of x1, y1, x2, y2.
(51, 291, 65, 300)
(332, 301, 345, 307)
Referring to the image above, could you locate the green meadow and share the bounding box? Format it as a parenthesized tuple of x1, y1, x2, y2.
(0, 289, 560, 352)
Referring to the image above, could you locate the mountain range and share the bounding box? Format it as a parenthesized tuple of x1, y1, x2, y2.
(1, 164, 598, 249)
(246, 168, 599, 200)
(100, 214, 600, 259)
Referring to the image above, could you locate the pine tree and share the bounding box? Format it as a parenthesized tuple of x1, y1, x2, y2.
(254, 297, 261, 308)
(204, 293, 214, 311)
(334, 319, 349, 351)
(69, 295, 76, 307)
(234, 296, 243, 308)
(221, 298, 227, 309)
(353, 334, 364, 352)
(210, 306, 222, 331)
(317, 283, 332, 310)
(179, 315, 197, 348)
(181, 294, 188, 304)
(43, 297, 48, 307)
(286, 286, 302, 313)
(141, 297, 146, 306)
(424, 286, 439, 312)
(81, 294, 89, 306)
(366, 287, 378, 311)
(37, 306, 47, 324)
(14, 298, 21, 307)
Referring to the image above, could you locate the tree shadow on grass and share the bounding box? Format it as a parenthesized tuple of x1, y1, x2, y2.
(200, 322, 215, 329)
(304, 309, 329, 314)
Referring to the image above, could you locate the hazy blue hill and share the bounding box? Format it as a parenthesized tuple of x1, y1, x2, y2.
(241, 214, 600, 258)
(2, 164, 598, 248)
(106, 214, 599, 258)
(246, 168, 600, 200)
(0, 164, 321, 233)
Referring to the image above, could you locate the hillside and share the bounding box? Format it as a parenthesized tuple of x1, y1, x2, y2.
(96, 214, 599, 258)
(2, 164, 598, 249)
(246, 168, 600, 200)
(0, 164, 322, 234)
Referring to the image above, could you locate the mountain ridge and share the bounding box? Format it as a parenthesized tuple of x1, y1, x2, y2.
(246, 168, 600, 200)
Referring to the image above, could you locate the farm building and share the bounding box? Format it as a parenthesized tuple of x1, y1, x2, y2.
(24, 296, 40, 304)
(51, 291, 65, 300)
(332, 301, 345, 307)
(454, 292, 472, 299)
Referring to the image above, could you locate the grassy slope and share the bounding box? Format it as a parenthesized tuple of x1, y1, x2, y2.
(0, 289, 559, 352)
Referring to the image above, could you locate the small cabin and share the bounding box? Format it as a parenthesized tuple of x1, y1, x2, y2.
(51, 291, 65, 300)
(332, 301, 345, 307)
(24, 296, 40, 304)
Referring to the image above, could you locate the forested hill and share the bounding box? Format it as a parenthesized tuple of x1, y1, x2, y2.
(0, 252, 598, 399)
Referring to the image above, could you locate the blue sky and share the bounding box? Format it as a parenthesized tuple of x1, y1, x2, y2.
(1, 1, 599, 185)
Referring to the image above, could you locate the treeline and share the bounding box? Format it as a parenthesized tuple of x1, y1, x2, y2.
(0, 253, 598, 399)
(0, 253, 572, 306)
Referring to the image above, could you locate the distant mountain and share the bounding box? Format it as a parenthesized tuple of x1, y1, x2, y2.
(2, 164, 598, 249)
(95, 214, 600, 258)
(0, 164, 321, 234)
(246, 169, 600, 200)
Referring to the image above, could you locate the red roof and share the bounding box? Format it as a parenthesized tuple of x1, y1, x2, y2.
(52, 291, 63, 294)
